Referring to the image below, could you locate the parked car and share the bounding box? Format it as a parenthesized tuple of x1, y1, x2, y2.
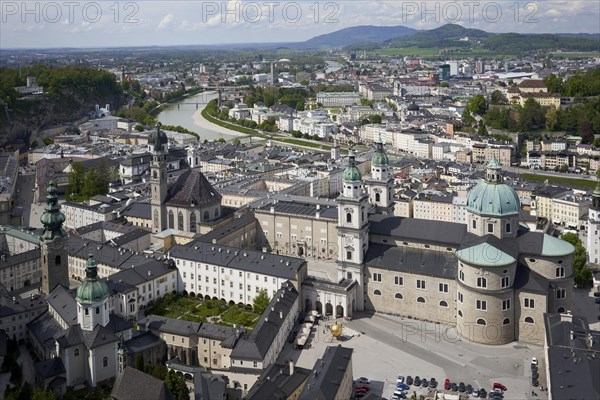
(472, 389, 480, 398)
(397, 383, 410, 391)
(451, 383, 458, 392)
(397, 375, 404, 384)
(489, 392, 503, 399)
(479, 389, 487, 398)
(356, 385, 369, 392)
(392, 390, 407, 400)
(594, 292, 600, 297)
(531, 357, 538, 366)
(355, 392, 366, 398)
(493, 383, 508, 392)
(414, 376, 421, 386)
(532, 379, 539, 387)
(444, 378, 451, 390)
(406, 376, 413, 385)
(356, 377, 370, 385)
(421, 378, 429, 388)
(466, 384, 474, 394)
(458, 382, 466, 392)
(429, 378, 438, 388)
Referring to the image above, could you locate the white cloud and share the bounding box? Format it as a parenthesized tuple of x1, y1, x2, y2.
(158, 14, 174, 29)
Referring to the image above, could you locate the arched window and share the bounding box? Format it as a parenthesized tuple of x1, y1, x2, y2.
(95, 307, 100, 314)
(85, 308, 89, 316)
(153, 171, 157, 179)
(203, 211, 209, 221)
(103, 356, 108, 367)
(153, 209, 159, 229)
(524, 316, 534, 324)
(373, 289, 382, 296)
(503, 318, 510, 325)
(74, 348, 80, 356)
(346, 213, 352, 223)
(476, 318, 486, 325)
(417, 297, 425, 303)
(375, 193, 380, 202)
(394, 293, 403, 299)
(168, 210, 174, 229)
(557, 307, 565, 313)
(178, 211, 184, 231)
(190, 212, 197, 233)
(55, 255, 61, 265)
(439, 300, 448, 307)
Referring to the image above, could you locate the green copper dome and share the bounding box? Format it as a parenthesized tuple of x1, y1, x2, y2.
(467, 157, 521, 217)
(343, 150, 362, 182)
(39, 181, 67, 242)
(372, 135, 389, 167)
(76, 254, 109, 305)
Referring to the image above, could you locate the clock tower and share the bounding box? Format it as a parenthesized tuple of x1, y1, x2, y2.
(150, 123, 168, 233)
(39, 181, 69, 294)
(336, 151, 369, 311)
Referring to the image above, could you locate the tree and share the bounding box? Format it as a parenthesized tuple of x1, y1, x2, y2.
(96, 159, 110, 196)
(467, 94, 488, 116)
(231, 138, 241, 145)
(82, 168, 99, 199)
(545, 107, 558, 131)
(560, 232, 592, 287)
(439, 82, 449, 88)
(253, 289, 270, 314)
(490, 90, 506, 105)
(165, 370, 190, 400)
(367, 114, 382, 124)
(134, 124, 144, 132)
(31, 387, 56, 400)
(67, 162, 86, 200)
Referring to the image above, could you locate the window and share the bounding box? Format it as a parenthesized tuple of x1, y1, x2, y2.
(487, 223, 494, 233)
(375, 193, 380, 202)
(395, 276, 403, 286)
(346, 213, 352, 223)
(168, 210, 174, 229)
(476, 318, 486, 325)
(503, 318, 511, 325)
(190, 212, 197, 233)
(439, 300, 448, 307)
(439, 283, 449, 293)
(501, 276, 509, 288)
(476, 277, 487, 288)
(204, 211, 209, 221)
(85, 308, 89, 316)
(55, 255, 61, 265)
(95, 307, 100, 314)
(458, 310, 463, 317)
(457, 292, 463, 303)
(459, 270, 464, 281)
(524, 316, 534, 324)
(103, 356, 108, 367)
(524, 298, 535, 309)
(557, 288, 566, 299)
(505, 222, 511, 233)
(394, 293, 403, 299)
(346, 251, 352, 260)
(555, 267, 565, 278)
(476, 300, 487, 310)
(177, 211, 184, 230)
(74, 348, 80, 356)
(417, 297, 425, 303)
(416, 280, 425, 289)
(372, 273, 382, 282)
(502, 299, 511, 310)
(557, 306, 566, 313)
(472, 220, 476, 229)
(373, 289, 382, 296)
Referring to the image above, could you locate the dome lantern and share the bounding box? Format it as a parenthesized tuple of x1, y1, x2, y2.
(372, 134, 389, 167)
(343, 150, 362, 182)
(466, 157, 521, 217)
(76, 254, 109, 305)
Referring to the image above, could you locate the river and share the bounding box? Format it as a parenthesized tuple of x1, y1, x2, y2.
(325, 60, 344, 73)
(157, 90, 242, 142)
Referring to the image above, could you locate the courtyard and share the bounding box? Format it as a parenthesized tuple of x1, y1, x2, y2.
(145, 294, 261, 329)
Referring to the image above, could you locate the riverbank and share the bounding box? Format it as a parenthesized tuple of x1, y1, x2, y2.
(191, 105, 249, 139)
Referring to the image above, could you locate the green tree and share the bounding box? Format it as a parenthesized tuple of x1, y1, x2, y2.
(31, 387, 56, 400)
(467, 94, 488, 115)
(67, 162, 86, 200)
(253, 289, 270, 314)
(165, 370, 190, 400)
(134, 124, 144, 132)
(231, 138, 241, 145)
(519, 99, 545, 131)
(543, 73, 564, 94)
(490, 90, 506, 105)
(96, 159, 110, 196)
(439, 82, 449, 88)
(82, 168, 99, 199)
(545, 107, 558, 131)
(560, 232, 592, 287)
(367, 114, 382, 124)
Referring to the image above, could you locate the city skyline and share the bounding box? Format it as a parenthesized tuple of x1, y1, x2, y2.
(1, 0, 599, 49)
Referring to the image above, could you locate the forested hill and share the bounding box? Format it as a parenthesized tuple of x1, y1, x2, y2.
(0, 65, 123, 144)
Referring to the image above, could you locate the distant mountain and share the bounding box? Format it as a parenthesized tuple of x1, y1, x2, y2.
(386, 24, 489, 48)
(296, 25, 417, 48)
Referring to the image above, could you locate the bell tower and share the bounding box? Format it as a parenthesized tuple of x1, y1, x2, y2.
(587, 169, 600, 264)
(364, 134, 395, 215)
(39, 181, 69, 294)
(336, 151, 369, 311)
(150, 123, 168, 233)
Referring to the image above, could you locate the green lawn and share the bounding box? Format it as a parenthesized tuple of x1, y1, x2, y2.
(521, 173, 598, 189)
(146, 294, 260, 328)
(551, 51, 600, 58)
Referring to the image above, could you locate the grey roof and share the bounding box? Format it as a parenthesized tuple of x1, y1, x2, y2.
(544, 313, 600, 400)
(194, 213, 257, 244)
(139, 315, 201, 336)
(231, 281, 298, 362)
(246, 362, 311, 400)
(27, 313, 63, 354)
(166, 168, 221, 207)
(169, 243, 305, 280)
(34, 357, 66, 380)
(83, 323, 119, 349)
(120, 202, 151, 219)
(365, 244, 457, 279)
(123, 331, 163, 353)
(255, 202, 338, 220)
(111, 366, 176, 400)
(368, 214, 467, 247)
(513, 264, 550, 294)
(46, 285, 78, 326)
(195, 373, 228, 400)
(0, 248, 39, 270)
(298, 345, 353, 400)
(0, 284, 47, 318)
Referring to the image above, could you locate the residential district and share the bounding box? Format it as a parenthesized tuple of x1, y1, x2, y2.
(0, 49, 600, 400)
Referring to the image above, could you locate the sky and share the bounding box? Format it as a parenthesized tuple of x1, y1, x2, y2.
(1, 0, 599, 48)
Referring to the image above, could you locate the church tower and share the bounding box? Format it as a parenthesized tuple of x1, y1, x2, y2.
(336, 151, 369, 311)
(150, 123, 168, 233)
(364, 134, 395, 215)
(76, 254, 110, 330)
(587, 170, 600, 265)
(39, 181, 69, 294)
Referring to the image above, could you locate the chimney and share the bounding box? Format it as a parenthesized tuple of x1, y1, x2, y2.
(289, 359, 294, 375)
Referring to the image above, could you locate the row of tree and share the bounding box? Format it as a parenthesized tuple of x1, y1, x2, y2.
(67, 160, 114, 202)
(560, 233, 593, 287)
